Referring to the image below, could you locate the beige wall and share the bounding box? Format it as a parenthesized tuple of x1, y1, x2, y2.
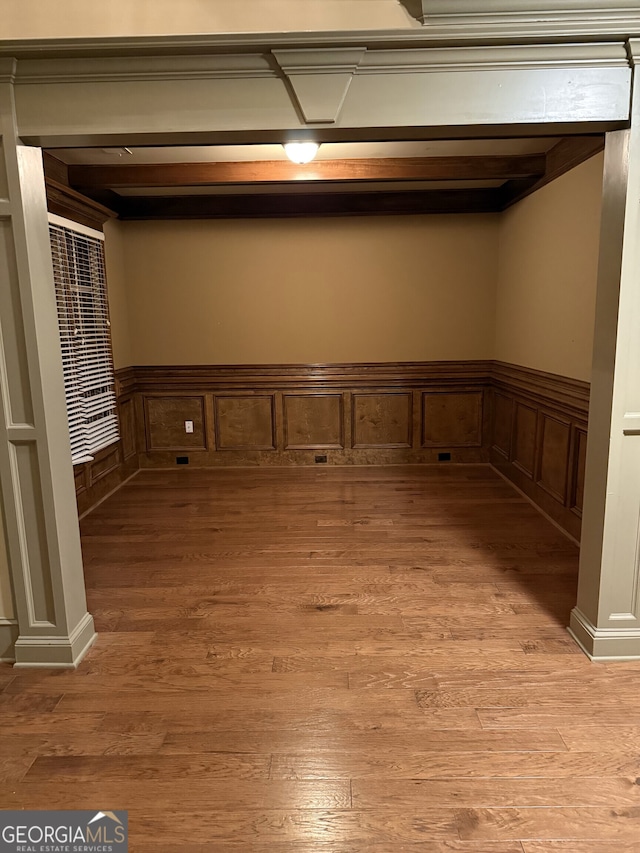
(495, 153, 604, 381)
(0, 498, 15, 621)
(121, 215, 499, 366)
(107, 158, 603, 375)
(2, 1, 417, 39)
(103, 219, 132, 370)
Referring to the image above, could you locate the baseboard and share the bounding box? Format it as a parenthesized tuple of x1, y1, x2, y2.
(569, 607, 640, 661)
(490, 464, 579, 546)
(13, 612, 97, 668)
(0, 620, 18, 663)
(78, 468, 140, 520)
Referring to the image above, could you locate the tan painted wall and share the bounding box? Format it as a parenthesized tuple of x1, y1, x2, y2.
(0, 499, 15, 621)
(495, 153, 604, 381)
(121, 215, 499, 366)
(2, 1, 417, 39)
(103, 219, 132, 370)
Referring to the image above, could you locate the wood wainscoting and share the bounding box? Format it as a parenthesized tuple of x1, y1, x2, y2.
(74, 369, 139, 516)
(488, 361, 590, 541)
(121, 362, 493, 470)
(104, 360, 591, 538)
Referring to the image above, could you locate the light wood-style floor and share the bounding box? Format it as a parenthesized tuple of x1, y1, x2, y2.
(2, 465, 640, 852)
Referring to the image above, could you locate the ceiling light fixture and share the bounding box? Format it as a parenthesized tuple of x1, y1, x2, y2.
(283, 142, 319, 165)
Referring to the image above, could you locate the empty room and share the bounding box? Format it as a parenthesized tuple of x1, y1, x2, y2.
(2, 2, 640, 851)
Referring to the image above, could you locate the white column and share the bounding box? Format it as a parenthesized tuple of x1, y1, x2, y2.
(0, 62, 96, 667)
(570, 42, 640, 659)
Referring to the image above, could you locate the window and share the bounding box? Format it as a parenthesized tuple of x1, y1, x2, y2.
(48, 214, 119, 465)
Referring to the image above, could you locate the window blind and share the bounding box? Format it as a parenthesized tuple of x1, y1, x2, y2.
(48, 215, 119, 465)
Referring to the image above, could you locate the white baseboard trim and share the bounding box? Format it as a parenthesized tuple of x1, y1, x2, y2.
(13, 611, 97, 668)
(569, 607, 640, 661)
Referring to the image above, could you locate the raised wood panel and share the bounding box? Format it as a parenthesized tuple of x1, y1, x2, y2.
(118, 396, 137, 460)
(74, 466, 87, 497)
(511, 401, 538, 478)
(145, 396, 206, 451)
(491, 392, 513, 460)
(488, 364, 589, 541)
(571, 426, 588, 517)
(74, 438, 139, 518)
(89, 445, 120, 485)
(352, 393, 412, 449)
(215, 395, 276, 450)
(283, 394, 344, 450)
(421, 391, 482, 448)
(536, 413, 571, 504)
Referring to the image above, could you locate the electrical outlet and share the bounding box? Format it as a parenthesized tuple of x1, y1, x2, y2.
(176, 456, 189, 465)
(185, 420, 194, 433)
(438, 452, 451, 462)
(315, 455, 327, 463)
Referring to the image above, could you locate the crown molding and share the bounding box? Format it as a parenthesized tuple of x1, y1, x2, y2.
(404, 1, 640, 36)
(0, 9, 640, 65)
(0, 58, 17, 83)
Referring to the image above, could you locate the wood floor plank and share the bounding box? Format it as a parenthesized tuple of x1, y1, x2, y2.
(352, 777, 640, 808)
(270, 751, 640, 781)
(132, 845, 525, 853)
(0, 732, 165, 757)
(523, 844, 640, 852)
(416, 687, 531, 708)
(456, 807, 640, 841)
(479, 706, 640, 729)
(0, 780, 351, 811)
(160, 729, 567, 755)
(24, 753, 272, 781)
(99, 706, 483, 734)
(125, 808, 459, 844)
(559, 726, 640, 751)
(0, 712, 104, 734)
(6, 669, 349, 694)
(0, 757, 35, 784)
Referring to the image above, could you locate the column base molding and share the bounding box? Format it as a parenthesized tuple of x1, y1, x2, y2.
(569, 607, 640, 660)
(13, 612, 97, 668)
(0, 619, 18, 662)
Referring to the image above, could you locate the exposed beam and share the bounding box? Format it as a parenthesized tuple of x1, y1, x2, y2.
(498, 135, 605, 210)
(68, 155, 545, 190)
(42, 152, 69, 186)
(116, 188, 500, 220)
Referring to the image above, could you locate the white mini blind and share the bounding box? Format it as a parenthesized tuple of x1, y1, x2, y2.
(49, 215, 119, 465)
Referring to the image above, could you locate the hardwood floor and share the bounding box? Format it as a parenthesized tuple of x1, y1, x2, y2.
(2, 464, 640, 851)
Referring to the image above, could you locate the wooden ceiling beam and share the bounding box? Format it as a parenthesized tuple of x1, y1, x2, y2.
(116, 188, 501, 220)
(68, 154, 545, 189)
(498, 135, 605, 209)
